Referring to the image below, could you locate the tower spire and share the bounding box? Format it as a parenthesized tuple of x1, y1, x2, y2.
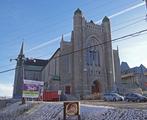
(117, 46, 119, 52)
(19, 42, 24, 56)
(61, 34, 64, 42)
(18, 42, 25, 60)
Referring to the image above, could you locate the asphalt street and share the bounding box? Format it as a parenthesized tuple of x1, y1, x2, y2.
(81, 100, 147, 109)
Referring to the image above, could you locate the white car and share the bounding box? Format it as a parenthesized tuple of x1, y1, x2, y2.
(103, 93, 124, 101)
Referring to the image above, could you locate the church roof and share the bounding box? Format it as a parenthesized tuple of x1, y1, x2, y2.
(121, 62, 130, 72)
(24, 58, 48, 66)
(140, 64, 146, 71)
(48, 48, 60, 62)
(121, 63, 147, 75)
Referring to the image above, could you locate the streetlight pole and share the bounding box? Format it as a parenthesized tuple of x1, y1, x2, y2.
(144, 0, 147, 9)
(143, 0, 147, 19)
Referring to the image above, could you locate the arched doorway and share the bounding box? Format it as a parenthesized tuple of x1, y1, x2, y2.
(91, 80, 101, 94)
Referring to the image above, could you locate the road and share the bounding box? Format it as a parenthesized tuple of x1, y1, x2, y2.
(81, 100, 147, 109)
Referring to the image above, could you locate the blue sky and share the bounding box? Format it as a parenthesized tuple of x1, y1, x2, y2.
(0, 0, 147, 97)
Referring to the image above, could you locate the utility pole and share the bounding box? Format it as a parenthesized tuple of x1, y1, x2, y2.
(144, 0, 147, 9)
(143, 0, 147, 19)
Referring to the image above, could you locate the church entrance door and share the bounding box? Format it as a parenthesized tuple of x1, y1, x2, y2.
(65, 86, 71, 94)
(91, 80, 101, 99)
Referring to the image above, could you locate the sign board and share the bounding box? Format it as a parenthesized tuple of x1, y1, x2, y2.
(58, 90, 61, 95)
(64, 102, 80, 120)
(23, 79, 44, 98)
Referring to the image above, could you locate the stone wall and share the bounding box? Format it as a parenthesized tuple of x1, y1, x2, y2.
(0, 100, 7, 109)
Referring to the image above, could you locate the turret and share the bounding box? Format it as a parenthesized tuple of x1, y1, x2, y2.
(71, 31, 74, 43)
(60, 34, 64, 51)
(102, 16, 111, 36)
(102, 16, 114, 92)
(73, 8, 83, 29)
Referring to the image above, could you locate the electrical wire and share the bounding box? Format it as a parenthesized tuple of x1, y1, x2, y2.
(0, 0, 143, 48)
(0, 28, 147, 74)
(0, 1, 145, 63)
(0, 16, 146, 67)
(0, 0, 114, 45)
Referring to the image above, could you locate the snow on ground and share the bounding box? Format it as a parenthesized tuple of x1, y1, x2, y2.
(80, 104, 113, 120)
(98, 109, 147, 120)
(0, 101, 33, 120)
(0, 102, 147, 120)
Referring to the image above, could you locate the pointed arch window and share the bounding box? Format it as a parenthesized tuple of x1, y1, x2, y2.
(98, 50, 100, 66)
(86, 37, 100, 66)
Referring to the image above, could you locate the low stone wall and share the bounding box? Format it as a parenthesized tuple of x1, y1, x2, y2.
(0, 102, 34, 119)
(0, 99, 20, 109)
(0, 100, 7, 109)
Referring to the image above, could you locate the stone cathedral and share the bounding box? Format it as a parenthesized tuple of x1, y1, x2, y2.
(42, 9, 121, 99)
(13, 8, 121, 99)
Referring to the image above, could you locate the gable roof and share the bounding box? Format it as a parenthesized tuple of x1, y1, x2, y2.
(121, 63, 147, 75)
(24, 58, 48, 66)
(121, 62, 130, 72)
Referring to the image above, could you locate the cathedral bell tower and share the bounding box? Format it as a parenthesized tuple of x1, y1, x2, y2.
(72, 8, 87, 98)
(102, 16, 114, 92)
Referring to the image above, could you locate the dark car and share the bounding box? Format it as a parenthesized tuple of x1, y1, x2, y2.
(124, 93, 147, 102)
(103, 93, 124, 101)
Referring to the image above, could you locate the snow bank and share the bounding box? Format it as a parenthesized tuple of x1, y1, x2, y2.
(1, 102, 147, 120)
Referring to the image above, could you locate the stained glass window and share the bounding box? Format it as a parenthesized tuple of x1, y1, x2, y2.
(86, 37, 100, 66)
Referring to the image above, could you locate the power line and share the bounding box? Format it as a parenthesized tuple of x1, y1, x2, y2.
(112, 18, 145, 32)
(54, 29, 147, 59)
(26, 2, 145, 53)
(0, 0, 143, 48)
(0, 68, 16, 74)
(112, 15, 145, 27)
(0, 0, 114, 45)
(0, 63, 15, 68)
(0, 1, 145, 62)
(88, 0, 140, 21)
(1, 15, 146, 68)
(0, 14, 145, 66)
(1, 28, 147, 74)
(21, 17, 146, 59)
(26, 16, 146, 55)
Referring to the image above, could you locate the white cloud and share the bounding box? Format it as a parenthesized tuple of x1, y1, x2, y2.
(0, 83, 13, 97)
(119, 37, 147, 68)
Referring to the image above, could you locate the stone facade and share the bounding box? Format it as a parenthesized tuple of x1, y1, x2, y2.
(113, 49, 121, 91)
(14, 9, 121, 99)
(42, 9, 120, 98)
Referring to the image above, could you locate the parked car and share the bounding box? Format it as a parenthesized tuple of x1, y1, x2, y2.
(124, 93, 147, 102)
(143, 94, 147, 97)
(103, 93, 124, 101)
